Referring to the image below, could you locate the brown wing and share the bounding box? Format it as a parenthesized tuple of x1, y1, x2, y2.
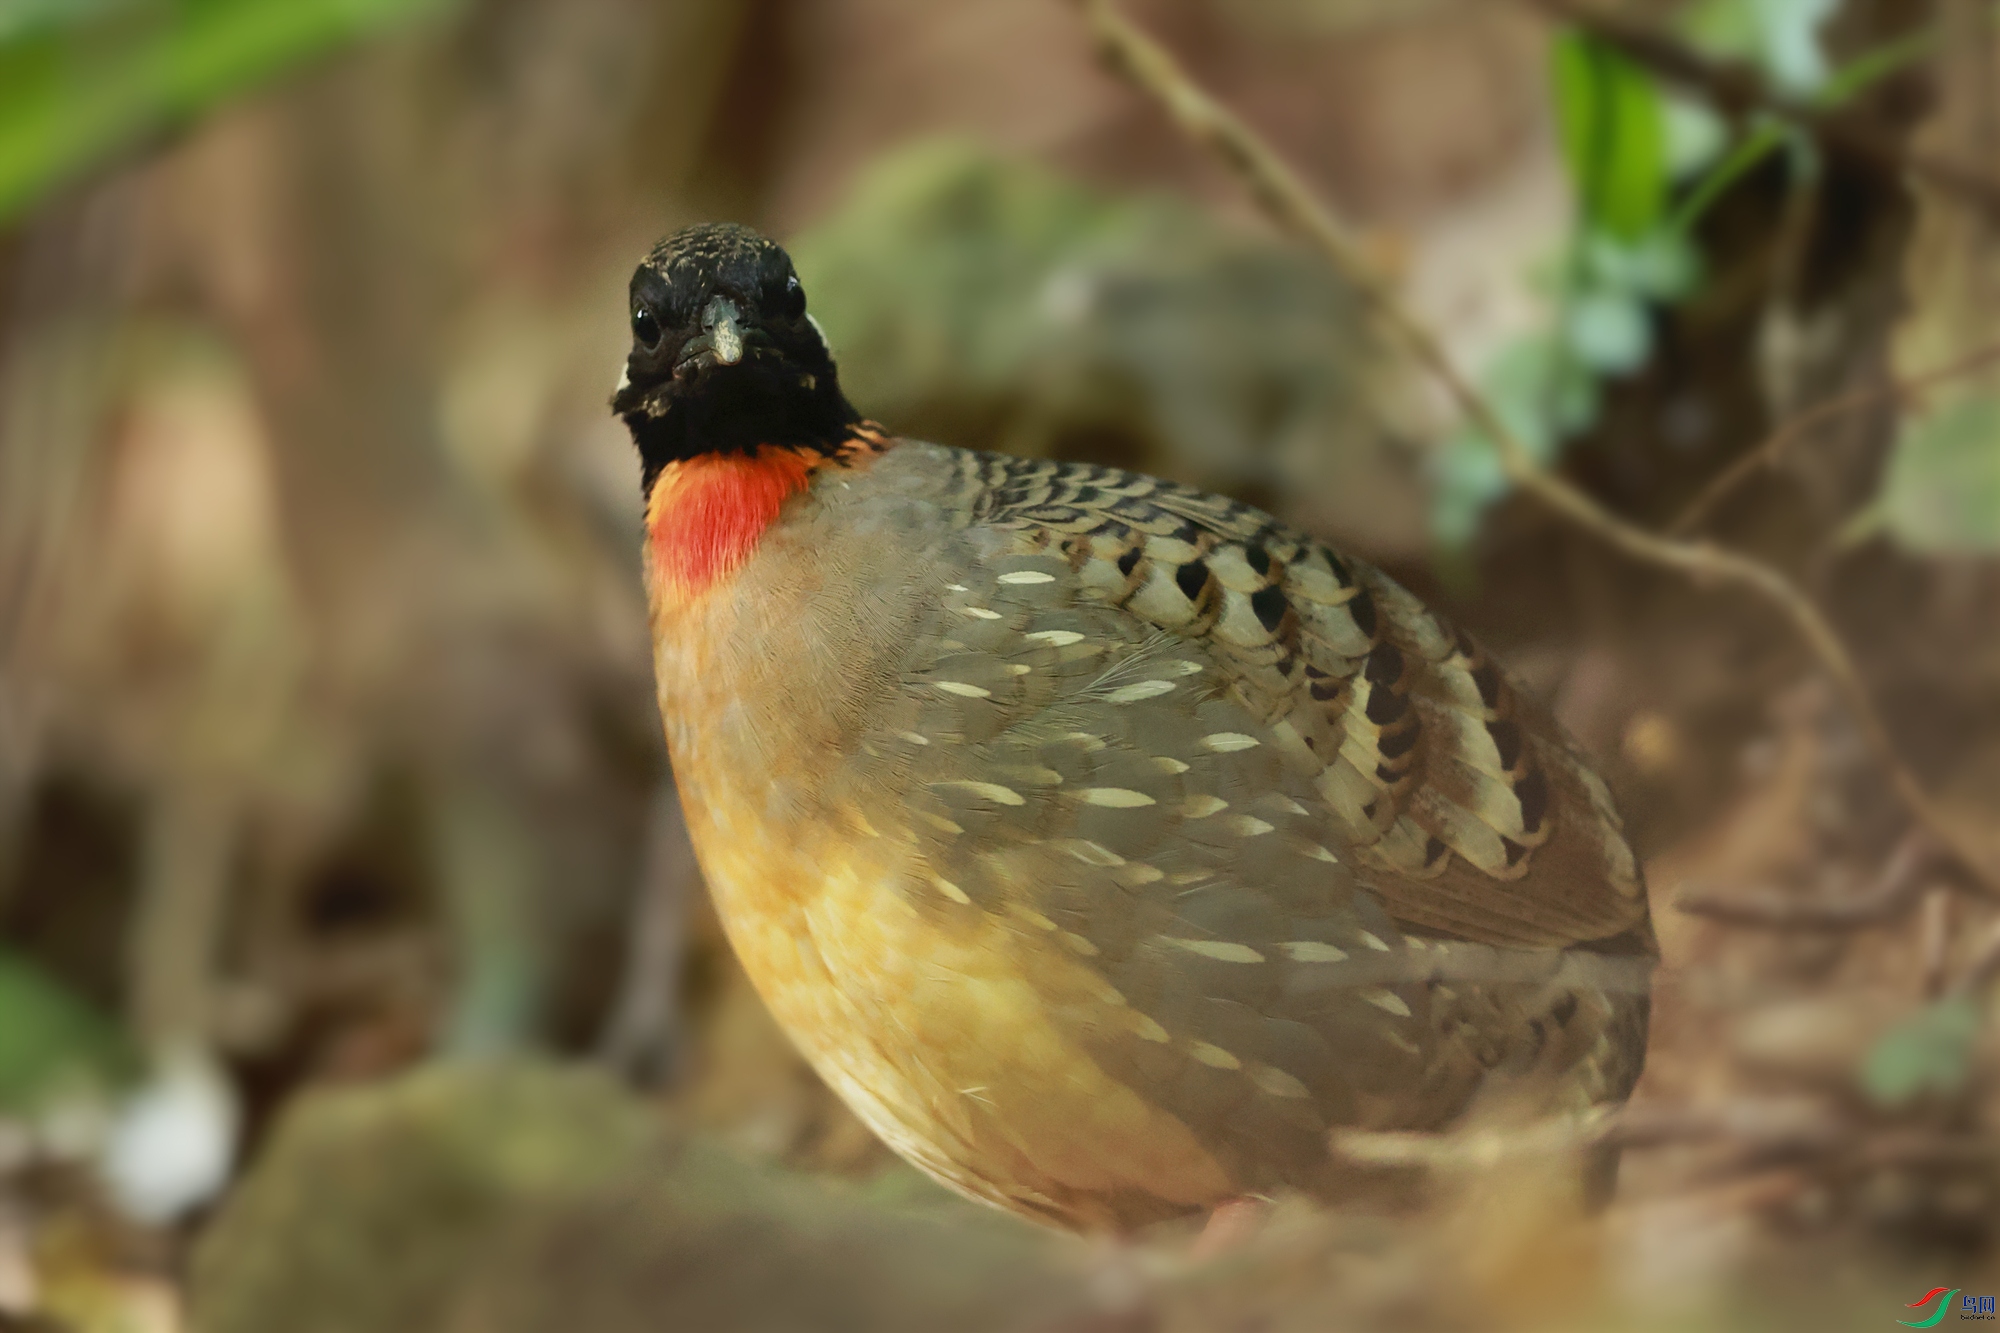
(848, 449, 1653, 1199)
(959, 451, 1649, 949)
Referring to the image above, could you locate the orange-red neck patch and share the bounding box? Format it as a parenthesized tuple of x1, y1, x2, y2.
(645, 446, 816, 603)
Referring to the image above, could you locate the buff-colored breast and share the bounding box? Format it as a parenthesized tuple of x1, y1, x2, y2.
(653, 507, 1235, 1227)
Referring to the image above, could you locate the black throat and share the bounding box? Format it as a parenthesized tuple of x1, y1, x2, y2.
(620, 360, 860, 495)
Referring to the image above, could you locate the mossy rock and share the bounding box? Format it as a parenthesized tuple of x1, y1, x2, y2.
(190, 1060, 1092, 1333)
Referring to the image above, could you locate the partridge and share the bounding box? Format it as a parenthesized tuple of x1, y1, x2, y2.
(613, 222, 1655, 1232)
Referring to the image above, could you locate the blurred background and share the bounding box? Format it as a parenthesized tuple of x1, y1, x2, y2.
(0, 0, 1996, 1328)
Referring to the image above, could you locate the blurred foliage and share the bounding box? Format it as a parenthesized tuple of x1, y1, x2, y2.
(1664, 22, 1934, 240)
(0, 948, 132, 1115)
(1862, 994, 1984, 1107)
(1870, 395, 2000, 553)
(792, 140, 1418, 549)
(1433, 31, 1699, 546)
(1432, 2, 1948, 547)
(1681, 0, 1839, 97)
(1876, 7, 2000, 555)
(0, 0, 458, 222)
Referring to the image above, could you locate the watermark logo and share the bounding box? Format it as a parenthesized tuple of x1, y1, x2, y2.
(1901, 1289, 1997, 1326)
(1902, 1289, 1960, 1328)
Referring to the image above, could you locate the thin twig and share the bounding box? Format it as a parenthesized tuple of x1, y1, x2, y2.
(1669, 341, 2000, 537)
(1517, 0, 2000, 223)
(1077, 0, 2000, 898)
(1674, 828, 1942, 928)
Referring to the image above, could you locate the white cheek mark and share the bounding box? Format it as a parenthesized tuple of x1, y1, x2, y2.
(616, 364, 631, 393)
(806, 312, 830, 352)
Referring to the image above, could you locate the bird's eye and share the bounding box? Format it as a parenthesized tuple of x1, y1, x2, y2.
(632, 306, 663, 349)
(781, 275, 806, 320)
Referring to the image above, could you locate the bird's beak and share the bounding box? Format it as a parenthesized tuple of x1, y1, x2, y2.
(674, 295, 745, 374)
(707, 297, 745, 366)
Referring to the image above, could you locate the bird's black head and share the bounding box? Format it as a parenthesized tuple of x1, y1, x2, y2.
(612, 223, 858, 491)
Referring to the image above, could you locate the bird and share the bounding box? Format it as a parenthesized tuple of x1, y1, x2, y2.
(612, 221, 1655, 1234)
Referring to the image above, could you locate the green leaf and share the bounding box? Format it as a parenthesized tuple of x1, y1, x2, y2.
(1862, 995, 1984, 1107)
(1880, 393, 2000, 553)
(0, 0, 458, 225)
(1551, 30, 1669, 240)
(0, 949, 135, 1112)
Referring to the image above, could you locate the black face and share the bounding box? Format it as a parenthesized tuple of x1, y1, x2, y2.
(612, 222, 858, 492)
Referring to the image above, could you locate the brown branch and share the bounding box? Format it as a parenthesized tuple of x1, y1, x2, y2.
(1670, 340, 2000, 537)
(1674, 829, 1943, 928)
(1077, 0, 2000, 899)
(1517, 0, 2000, 223)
